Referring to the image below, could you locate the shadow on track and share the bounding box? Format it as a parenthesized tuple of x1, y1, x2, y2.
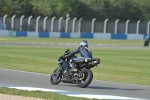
(87, 86, 145, 91)
(60, 84, 145, 91)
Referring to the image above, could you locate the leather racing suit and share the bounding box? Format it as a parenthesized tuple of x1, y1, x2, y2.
(65, 45, 93, 71)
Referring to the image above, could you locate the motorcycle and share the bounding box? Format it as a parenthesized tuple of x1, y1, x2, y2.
(50, 49, 100, 88)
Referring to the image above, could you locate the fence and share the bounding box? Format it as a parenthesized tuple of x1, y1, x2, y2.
(1, 15, 150, 34)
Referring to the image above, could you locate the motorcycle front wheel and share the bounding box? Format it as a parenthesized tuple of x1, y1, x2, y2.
(76, 69, 93, 88)
(50, 67, 61, 85)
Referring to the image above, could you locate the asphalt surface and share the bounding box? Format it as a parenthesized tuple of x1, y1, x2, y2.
(0, 68, 150, 100)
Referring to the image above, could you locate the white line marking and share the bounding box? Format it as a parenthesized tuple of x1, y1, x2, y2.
(0, 83, 147, 100)
(0, 68, 50, 75)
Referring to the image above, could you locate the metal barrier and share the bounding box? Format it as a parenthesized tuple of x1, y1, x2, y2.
(1, 14, 150, 35)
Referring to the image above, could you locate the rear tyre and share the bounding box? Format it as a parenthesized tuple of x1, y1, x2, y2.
(50, 68, 61, 85)
(76, 69, 93, 88)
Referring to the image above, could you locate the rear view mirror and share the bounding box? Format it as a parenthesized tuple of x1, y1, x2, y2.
(65, 49, 70, 53)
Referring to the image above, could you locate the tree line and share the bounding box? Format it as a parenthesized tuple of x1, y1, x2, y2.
(0, 0, 150, 22)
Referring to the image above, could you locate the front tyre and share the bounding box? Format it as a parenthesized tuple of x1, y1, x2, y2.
(50, 68, 61, 85)
(76, 69, 93, 88)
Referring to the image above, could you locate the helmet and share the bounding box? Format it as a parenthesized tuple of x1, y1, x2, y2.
(146, 36, 149, 38)
(80, 40, 88, 47)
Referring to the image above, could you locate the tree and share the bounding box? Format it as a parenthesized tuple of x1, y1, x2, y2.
(1, 0, 150, 21)
(30, 0, 51, 17)
(0, 0, 10, 16)
(51, 0, 85, 19)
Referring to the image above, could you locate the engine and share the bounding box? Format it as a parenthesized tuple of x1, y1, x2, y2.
(62, 69, 70, 77)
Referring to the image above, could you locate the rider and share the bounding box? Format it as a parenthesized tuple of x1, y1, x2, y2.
(144, 35, 150, 47)
(64, 40, 93, 72)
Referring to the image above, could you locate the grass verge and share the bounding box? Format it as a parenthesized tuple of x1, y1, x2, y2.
(0, 37, 144, 46)
(0, 87, 97, 100)
(0, 46, 150, 85)
(0, 37, 149, 99)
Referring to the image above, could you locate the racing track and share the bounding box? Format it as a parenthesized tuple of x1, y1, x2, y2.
(0, 69, 150, 100)
(0, 42, 150, 99)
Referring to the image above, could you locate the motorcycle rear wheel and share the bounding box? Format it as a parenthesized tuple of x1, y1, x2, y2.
(50, 67, 61, 85)
(76, 69, 93, 88)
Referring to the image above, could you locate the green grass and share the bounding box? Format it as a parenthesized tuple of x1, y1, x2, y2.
(0, 87, 97, 100)
(0, 37, 149, 99)
(0, 45, 149, 85)
(0, 37, 144, 46)
(0, 37, 150, 85)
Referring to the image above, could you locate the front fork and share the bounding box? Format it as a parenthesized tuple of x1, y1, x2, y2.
(54, 67, 62, 77)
